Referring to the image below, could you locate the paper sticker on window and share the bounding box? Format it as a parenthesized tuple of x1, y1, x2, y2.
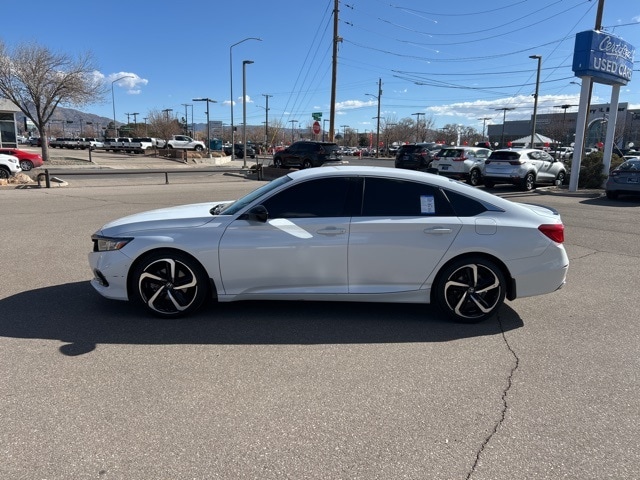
(420, 195, 435, 214)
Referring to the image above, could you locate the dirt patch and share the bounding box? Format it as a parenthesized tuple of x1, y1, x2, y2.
(0, 173, 34, 185)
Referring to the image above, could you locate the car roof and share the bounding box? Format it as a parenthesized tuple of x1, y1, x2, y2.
(285, 165, 511, 207)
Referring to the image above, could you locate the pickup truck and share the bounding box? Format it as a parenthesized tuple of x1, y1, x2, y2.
(166, 135, 205, 151)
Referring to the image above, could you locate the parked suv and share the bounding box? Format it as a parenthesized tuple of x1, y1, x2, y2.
(273, 141, 344, 169)
(431, 146, 492, 186)
(223, 143, 256, 159)
(394, 143, 442, 171)
(0, 152, 22, 179)
(482, 148, 566, 190)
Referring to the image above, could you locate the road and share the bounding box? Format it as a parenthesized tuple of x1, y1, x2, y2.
(1, 176, 639, 479)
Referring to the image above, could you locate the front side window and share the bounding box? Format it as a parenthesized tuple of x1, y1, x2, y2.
(262, 177, 359, 218)
(361, 177, 454, 217)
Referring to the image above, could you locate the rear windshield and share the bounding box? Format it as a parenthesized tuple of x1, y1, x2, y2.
(439, 149, 464, 158)
(489, 151, 521, 161)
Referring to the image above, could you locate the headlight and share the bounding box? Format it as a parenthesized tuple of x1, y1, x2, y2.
(92, 234, 133, 252)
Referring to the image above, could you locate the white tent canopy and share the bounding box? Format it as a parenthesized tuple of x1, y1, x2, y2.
(511, 133, 558, 147)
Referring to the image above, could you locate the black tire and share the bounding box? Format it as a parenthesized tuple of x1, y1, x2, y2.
(468, 169, 481, 186)
(167, 145, 174, 149)
(274, 157, 283, 169)
(606, 190, 618, 200)
(130, 251, 210, 318)
(522, 172, 535, 191)
(302, 159, 313, 169)
(483, 180, 495, 189)
(194, 145, 203, 152)
(0, 167, 9, 179)
(19, 160, 34, 171)
(435, 256, 506, 323)
(556, 171, 566, 185)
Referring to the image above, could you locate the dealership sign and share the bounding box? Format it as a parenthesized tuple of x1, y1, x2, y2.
(572, 30, 635, 86)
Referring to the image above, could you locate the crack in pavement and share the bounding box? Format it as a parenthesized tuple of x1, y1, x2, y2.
(466, 313, 519, 480)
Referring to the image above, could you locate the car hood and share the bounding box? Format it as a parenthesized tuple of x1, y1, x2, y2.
(97, 201, 234, 236)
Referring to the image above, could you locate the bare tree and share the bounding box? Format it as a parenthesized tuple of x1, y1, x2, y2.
(0, 41, 105, 161)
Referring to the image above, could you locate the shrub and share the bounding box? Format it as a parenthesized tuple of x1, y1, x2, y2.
(568, 151, 624, 188)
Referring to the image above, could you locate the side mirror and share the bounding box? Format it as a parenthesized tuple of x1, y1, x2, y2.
(239, 205, 268, 223)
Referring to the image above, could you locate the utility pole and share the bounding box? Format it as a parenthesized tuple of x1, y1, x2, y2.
(495, 107, 515, 147)
(375, 78, 382, 157)
(412, 112, 424, 142)
(478, 117, 491, 141)
(262, 94, 272, 149)
(329, 0, 341, 142)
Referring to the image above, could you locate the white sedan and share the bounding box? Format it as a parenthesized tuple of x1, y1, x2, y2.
(89, 166, 568, 323)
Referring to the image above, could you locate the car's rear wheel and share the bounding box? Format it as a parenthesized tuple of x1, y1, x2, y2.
(606, 190, 618, 199)
(435, 256, 506, 323)
(302, 159, 313, 169)
(0, 167, 9, 179)
(130, 251, 210, 318)
(522, 172, 536, 191)
(19, 160, 34, 171)
(468, 169, 481, 186)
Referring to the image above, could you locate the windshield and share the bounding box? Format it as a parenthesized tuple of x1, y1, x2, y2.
(218, 175, 292, 215)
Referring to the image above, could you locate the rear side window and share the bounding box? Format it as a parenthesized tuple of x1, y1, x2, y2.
(361, 177, 454, 217)
(442, 189, 488, 217)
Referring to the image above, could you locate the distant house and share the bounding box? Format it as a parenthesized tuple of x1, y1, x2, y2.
(0, 98, 20, 147)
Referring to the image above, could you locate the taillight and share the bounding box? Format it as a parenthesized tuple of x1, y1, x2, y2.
(538, 224, 564, 243)
(509, 160, 525, 165)
(453, 155, 467, 162)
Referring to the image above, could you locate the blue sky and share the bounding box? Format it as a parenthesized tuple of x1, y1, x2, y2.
(3, 0, 639, 136)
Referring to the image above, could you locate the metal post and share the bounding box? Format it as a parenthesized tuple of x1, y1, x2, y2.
(529, 55, 542, 149)
(242, 60, 253, 168)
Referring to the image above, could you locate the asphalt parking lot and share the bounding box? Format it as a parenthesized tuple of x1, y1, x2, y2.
(1, 169, 639, 479)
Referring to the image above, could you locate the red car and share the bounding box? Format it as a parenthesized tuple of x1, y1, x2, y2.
(0, 148, 43, 171)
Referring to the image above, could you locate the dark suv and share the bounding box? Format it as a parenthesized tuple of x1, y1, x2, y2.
(224, 143, 256, 159)
(394, 143, 442, 170)
(273, 141, 344, 169)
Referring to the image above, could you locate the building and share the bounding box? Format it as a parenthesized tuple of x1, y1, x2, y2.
(0, 98, 20, 148)
(487, 102, 640, 152)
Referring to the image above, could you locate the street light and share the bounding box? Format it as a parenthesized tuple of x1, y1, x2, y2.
(262, 94, 272, 152)
(529, 54, 542, 149)
(554, 104, 578, 146)
(365, 78, 382, 157)
(230, 37, 261, 161)
(495, 107, 515, 147)
(289, 119, 299, 143)
(111, 75, 134, 137)
(242, 60, 253, 168)
(412, 112, 424, 142)
(193, 98, 216, 156)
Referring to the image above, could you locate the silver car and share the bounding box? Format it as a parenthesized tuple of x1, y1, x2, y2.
(482, 148, 566, 191)
(431, 147, 492, 186)
(605, 158, 640, 199)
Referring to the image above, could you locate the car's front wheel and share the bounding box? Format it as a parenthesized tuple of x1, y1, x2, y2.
(0, 167, 9, 179)
(274, 157, 283, 168)
(130, 251, 210, 318)
(194, 145, 203, 152)
(556, 171, 566, 185)
(435, 256, 506, 323)
(19, 160, 34, 171)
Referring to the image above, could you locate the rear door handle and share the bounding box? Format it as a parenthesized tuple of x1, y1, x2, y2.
(317, 227, 347, 236)
(424, 227, 453, 235)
